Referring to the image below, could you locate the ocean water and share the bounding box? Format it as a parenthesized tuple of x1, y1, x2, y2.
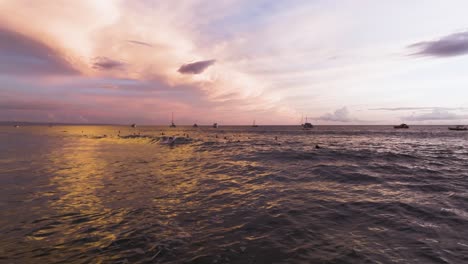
(1, 125, 468, 263)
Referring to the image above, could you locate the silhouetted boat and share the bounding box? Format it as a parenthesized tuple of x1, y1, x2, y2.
(394, 123, 409, 129)
(252, 120, 258, 127)
(193, 123, 198, 128)
(302, 116, 313, 129)
(131, 124, 136, 128)
(170, 112, 176, 128)
(449, 125, 467, 131)
(213, 123, 218, 128)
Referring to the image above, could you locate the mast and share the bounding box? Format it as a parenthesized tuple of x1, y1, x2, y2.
(170, 112, 176, 127)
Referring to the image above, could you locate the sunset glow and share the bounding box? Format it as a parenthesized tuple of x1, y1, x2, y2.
(1, 0, 468, 124)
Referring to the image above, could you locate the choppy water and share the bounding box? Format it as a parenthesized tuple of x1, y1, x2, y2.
(1, 125, 468, 263)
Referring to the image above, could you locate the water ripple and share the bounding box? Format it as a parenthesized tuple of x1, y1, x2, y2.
(1, 125, 468, 263)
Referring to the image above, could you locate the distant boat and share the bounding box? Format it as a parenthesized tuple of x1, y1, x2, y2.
(394, 123, 409, 129)
(193, 123, 198, 128)
(252, 120, 258, 127)
(14, 125, 20, 128)
(302, 116, 313, 129)
(170, 112, 176, 128)
(213, 123, 218, 128)
(131, 123, 136, 128)
(449, 125, 468, 131)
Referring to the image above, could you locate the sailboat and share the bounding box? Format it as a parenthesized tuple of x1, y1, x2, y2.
(170, 112, 176, 128)
(252, 120, 258, 127)
(213, 122, 218, 128)
(302, 116, 313, 129)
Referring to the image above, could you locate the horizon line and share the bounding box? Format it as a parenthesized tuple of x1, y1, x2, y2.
(1, 121, 466, 126)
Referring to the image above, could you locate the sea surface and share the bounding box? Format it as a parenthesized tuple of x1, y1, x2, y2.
(1, 125, 468, 263)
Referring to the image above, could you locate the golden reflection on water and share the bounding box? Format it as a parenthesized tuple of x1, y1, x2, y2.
(40, 128, 123, 254)
(39, 127, 214, 256)
(49, 137, 105, 212)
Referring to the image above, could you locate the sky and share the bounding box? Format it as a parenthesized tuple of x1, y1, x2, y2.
(1, 0, 468, 125)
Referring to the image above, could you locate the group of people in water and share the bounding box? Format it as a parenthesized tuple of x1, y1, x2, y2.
(76, 127, 324, 148)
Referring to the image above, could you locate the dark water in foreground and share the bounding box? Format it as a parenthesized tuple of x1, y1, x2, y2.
(1, 125, 468, 263)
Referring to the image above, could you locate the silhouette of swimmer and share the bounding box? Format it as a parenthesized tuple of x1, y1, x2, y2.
(275, 136, 278, 140)
(168, 137, 176, 145)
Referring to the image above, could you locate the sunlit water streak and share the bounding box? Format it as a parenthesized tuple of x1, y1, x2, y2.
(1, 125, 468, 263)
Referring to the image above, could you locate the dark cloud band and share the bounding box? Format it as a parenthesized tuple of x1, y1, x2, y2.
(127, 40, 153, 47)
(408, 31, 468, 57)
(0, 27, 78, 75)
(178, 59, 216, 74)
(92, 57, 125, 70)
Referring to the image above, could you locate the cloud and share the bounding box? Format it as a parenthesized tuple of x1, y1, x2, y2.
(7, 1, 467, 125)
(178, 59, 216, 74)
(0, 27, 78, 75)
(408, 31, 468, 57)
(0, 100, 63, 111)
(92, 57, 125, 70)
(318, 107, 356, 122)
(127, 40, 153, 48)
(370, 107, 468, 111)
(403, 109, 468, 121)
(0, 1, 307, 124)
